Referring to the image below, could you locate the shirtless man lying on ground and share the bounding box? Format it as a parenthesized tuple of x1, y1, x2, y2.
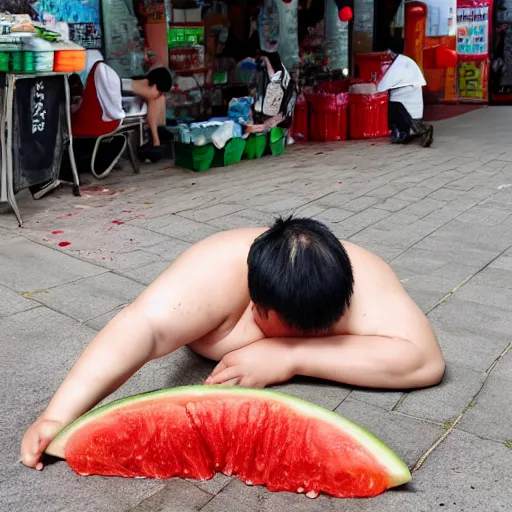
(21, 216, 445, 470)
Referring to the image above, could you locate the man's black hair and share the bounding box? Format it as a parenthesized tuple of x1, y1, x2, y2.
(146, 67, 173, 93)
(248, 216, 354, 334)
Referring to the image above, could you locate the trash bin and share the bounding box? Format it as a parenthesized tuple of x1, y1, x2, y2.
(355, 52, 394, 83)
(349, 91, 389, 139)
(306, 86, 349, 142)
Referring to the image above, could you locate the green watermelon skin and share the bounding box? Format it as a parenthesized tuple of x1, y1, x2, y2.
(46, 386, 411, 498)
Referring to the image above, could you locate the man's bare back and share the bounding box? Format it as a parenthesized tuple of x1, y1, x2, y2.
(190, 228, 436, 361)
(21, 218, 445, 470)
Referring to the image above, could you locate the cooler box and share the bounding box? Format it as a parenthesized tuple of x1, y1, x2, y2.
(52, 42, 86, 73)
(349, 92, 389, 139)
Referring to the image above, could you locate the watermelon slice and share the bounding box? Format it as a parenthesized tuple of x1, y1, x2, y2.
(45, 386, 411, 498)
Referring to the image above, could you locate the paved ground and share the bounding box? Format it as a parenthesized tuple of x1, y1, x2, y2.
(1, 107, 512, 512)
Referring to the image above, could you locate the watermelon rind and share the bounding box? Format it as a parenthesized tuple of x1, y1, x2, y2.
(45, 386, 411, 488)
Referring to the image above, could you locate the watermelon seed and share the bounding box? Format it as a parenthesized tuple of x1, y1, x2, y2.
(297, 487, 304, 493)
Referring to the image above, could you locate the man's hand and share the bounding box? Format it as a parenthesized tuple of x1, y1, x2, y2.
(205, 339, 296, 389)
(20, 418, 64, 470)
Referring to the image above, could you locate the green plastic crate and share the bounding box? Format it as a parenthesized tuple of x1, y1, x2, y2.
(243, 134, 267, 160)
(168, 26, 204, 48)
(174, 143, 215, 172)
(0, 52, 10, 72)
(212, 138, 246, 167)
(268, 127, 286, 156)
(11, 52, 36, 73)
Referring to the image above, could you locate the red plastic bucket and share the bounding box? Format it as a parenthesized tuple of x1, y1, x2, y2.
(349, 92, 389, 139)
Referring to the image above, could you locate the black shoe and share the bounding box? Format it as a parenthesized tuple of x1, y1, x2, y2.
(138, 143, 163, 163)
(421, 125, 434, 148)
(157, 126, 174, 143)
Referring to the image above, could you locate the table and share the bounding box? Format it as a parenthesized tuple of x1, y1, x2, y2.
(0, 71, 80, 226)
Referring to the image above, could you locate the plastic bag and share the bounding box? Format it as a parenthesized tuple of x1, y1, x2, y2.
(228, 97, 254, 125)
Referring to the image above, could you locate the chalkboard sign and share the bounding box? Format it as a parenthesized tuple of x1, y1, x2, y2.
(13, 76, 66, 193)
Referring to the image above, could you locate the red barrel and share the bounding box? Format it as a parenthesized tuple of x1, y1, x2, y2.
(306, 90, 349, 142)
(349, 92, 389, 139)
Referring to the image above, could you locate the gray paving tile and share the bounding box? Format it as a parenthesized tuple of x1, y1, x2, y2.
(102, 347, 215, 405)
(0, 456, 166, 512)
(348, 389, 404, 411)
(396, 363, 487, 424)
(0, 284, 38, 317)
(393, 186, 434, 202)
(200, 479, 337, 512)
(0, 238, 104, 292)
(389, 248, 450, 274)
(348, 430, 512, 512)
(428, 298, 512, 372)
(143, 236, 192, 259)
(98, 249, 163, 272)
(119, 260, 171, 286)
(191, 473, 233, 495)
(336, 208, 391, 237)
(131, 215, 221, 243)
(29, 272, 144, 322)
(207, 209, 275, 230)
(340, 196, 380, 212)
(456, 268, 512, 310)
(400, 198, 447, 218)
(458, 375, 512, 443)
(371, 197, 412, 212)
(272, 378, 351, 410)
(335, 398, 442, 468)
(427, 187, 465, 202)
(131, 479, 212, 511)
(0, 307, 97, 434)
(239, 190, 312, 213)
(489, 248, 512, 271)
(456, 205, 511, 226)
(491, 347, 512, 381)
(365, 183, 408, 199)
(177, 203, 245, 222)
(312, 207, 355, 223)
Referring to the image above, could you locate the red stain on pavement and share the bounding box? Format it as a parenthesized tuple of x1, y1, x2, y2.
(58, 241, 71, 248)
(112, 220, 125, 225)
(52, 230, 64, 235)
(81, 186, 119, 196)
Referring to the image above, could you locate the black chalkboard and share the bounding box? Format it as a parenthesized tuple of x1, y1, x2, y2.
(13, 76, 66, 193)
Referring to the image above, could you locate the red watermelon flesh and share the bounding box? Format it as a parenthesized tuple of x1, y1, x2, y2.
(45, 387, 411, 498)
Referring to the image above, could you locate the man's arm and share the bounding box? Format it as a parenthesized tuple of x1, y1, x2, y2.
(20, 231, 247, 469)
(206, 334, 445, 390)
(292, 334, 445, 389)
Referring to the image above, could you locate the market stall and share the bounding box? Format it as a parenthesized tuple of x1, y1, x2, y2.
(0, 17, 84, 225)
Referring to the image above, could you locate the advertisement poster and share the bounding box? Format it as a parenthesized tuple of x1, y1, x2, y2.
(34, 0, 102, 49)
(458, 59, 488, 100)
(456, 6, 489, 55)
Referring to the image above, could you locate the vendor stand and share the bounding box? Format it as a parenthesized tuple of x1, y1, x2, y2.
(0, 26, 82, 226)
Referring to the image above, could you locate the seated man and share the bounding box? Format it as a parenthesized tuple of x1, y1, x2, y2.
(21, 217, 445, 469)
(30, 54, 172, 199)
(72, 53, 173, 162)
